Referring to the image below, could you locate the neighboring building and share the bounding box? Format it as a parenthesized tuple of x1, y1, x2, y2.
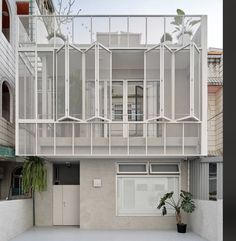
(0, 1, 54, 241)
(189, 49, 223, 241)
(15, 14, 208, 229)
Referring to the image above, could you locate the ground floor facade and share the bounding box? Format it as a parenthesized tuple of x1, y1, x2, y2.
(35, 159, 188, 229)
(0, 157, 223, 241)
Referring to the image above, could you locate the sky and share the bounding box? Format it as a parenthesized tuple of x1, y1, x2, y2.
(54, 0, 223, 48)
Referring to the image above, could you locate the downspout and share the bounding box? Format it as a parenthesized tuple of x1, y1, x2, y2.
(187, 159, 190, 192)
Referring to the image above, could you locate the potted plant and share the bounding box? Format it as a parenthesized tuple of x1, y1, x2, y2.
(157, 190, 196, 233)
(171, 9, 201, 45)
(47, 30, 66, 44)
(22, 156, 47, 226)
(160, 33, 173, 45)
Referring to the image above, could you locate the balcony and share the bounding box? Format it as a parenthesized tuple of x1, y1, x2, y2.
(18, 121, 201, 156)
(17, 15, 203, 48)
(16, 15, 207, 157)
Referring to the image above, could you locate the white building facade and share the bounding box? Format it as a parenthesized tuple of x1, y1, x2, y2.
(16, 15, 208, 229)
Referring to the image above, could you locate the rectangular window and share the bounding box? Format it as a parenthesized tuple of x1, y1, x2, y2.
(117, 163, 148, 174)
(209, 163, 217, 201)
(117, 176, 179, 216)
(150, 163, 180, 174)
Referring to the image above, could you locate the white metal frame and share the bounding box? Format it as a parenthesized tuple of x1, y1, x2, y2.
(84, 41, 112, 122)
(174, 43, 200, 121)
(15, 15, 207, 157)
(144, 43, 173, 122)
(56, 42, 83, 122)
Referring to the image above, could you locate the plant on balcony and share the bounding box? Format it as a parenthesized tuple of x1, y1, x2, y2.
(157, 190, 196, 233)
(171, 9, 200, 44)
(160, 32, 173, 44)
(22, 156, 47, 226)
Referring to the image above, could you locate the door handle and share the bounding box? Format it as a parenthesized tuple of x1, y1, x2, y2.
(63, 201, 66, 207)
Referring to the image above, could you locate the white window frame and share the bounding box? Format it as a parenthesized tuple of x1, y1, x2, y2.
(56, 42, 83, 122)
(144, 43, 173, 122)
(85, 41, 112, 122)
(149, 162, 180, 175)
(116, 162, 148, 175)
(116, 174, 181, 216)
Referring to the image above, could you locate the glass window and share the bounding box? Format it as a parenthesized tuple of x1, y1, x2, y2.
(150, 164, 180, 174)
(112, 81, 123, 121)
(146, 47, 160, 120)
(12, 167, 24, 196)
(128, 81, 143, 121)
(19, 52, 36, 119)
(209, 163, 217, 201)
(56, 47, 66, 120)
(175, 47, 190, 119)
(117, 176, 179, 216)
(85, 46, 95, 119)
(118, 163, 148, 174)
(37, 51, 54, 119)
(69, 46, 83, 120)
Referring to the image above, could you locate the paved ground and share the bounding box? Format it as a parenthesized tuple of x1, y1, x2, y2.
(11, 227, 207, 241)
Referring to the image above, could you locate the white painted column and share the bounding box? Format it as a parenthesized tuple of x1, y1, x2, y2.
(201, 16, 208, 155)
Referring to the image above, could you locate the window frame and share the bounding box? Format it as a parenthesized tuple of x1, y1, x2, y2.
(115, 161, 181, 216)
(116, 174, 181, 216)
(116, 162, 148, 175)
(149, 162, 180, 175)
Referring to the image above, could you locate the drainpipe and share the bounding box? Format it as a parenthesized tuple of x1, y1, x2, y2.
(187, 159, 190, 192)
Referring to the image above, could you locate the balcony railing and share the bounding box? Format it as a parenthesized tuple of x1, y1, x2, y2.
(18, 15, 203, 48)
(18, 121, 201, 156)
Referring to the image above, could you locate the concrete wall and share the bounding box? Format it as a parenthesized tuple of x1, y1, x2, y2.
(189, 199, 223, 241)
(79, 159, 188, 229)
(0, 199, 33, 241)
(35, 159, 187, 229)
(35, 161, 53, 226)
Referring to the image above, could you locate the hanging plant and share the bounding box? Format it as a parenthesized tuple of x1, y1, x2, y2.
(22, 156, 47, 226)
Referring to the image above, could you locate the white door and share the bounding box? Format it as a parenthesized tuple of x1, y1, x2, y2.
(62, 185, 80, 225)
(53, 185, 80, 225)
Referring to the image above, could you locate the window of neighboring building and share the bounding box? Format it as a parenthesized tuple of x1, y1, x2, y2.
(2, 0, 10, 42)
(209, 163, 217, 201)
(11, 167, 24, 196)
(116, 162, 180, 216)
(2, 81, 10, 122)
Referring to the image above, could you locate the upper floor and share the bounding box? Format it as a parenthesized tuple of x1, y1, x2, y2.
(16, 14, 208, 157)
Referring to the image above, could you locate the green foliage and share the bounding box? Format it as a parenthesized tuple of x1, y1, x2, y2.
(161, 33, 173, 43)
(157, 190, 196, 224)
(177, 9, 185, 15)
(171, 9, 201, 38)
(22, 156, 47, 193)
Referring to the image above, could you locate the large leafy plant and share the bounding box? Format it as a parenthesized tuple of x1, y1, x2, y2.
(157, 190, 196, 224)
(171, 9, 201, 39)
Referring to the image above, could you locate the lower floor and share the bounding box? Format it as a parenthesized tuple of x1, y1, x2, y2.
(0, 157, 223, 241)
(10, 227, 208, 241)
(35, 158, 188, 229)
